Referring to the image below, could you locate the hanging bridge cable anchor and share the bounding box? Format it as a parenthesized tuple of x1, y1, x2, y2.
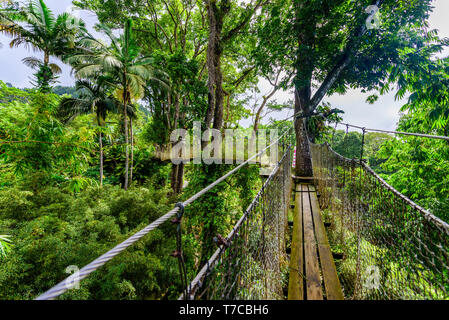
(214, 234, 230, 248)
(175, 202, 185, 220)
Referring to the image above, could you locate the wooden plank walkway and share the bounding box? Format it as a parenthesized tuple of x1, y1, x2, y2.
(288, 181, 344, 300)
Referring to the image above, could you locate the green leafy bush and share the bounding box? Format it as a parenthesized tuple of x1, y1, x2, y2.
(0, 184, 184, 300)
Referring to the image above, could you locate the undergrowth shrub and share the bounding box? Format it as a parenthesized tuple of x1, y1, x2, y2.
(0, 184, 183, 300)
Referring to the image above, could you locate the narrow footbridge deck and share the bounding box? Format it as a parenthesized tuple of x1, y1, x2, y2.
(288, 179, 344, 300)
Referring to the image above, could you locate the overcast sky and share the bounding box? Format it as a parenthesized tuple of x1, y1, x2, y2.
(1, 0, 448, 131)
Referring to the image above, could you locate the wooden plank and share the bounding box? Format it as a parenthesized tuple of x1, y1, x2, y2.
(307, 185, 329, 246)
(302, 184, 323, 300)
(288, 183, 304, 300)
(317, 245, 344, 300)
(309, 185, 344, 300)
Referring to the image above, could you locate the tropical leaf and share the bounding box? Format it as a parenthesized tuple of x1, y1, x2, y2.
(0, 234, 12, 258)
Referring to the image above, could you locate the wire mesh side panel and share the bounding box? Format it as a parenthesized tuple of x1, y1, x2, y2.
(311, 142, 449, 300)
(187, 147, 292, 300)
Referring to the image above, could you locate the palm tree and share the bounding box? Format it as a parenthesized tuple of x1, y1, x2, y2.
(0, 0, 86, 92)
(66, 19, 167, 190)
(0, 0, 16, 48)
(58, 78, 119, 186)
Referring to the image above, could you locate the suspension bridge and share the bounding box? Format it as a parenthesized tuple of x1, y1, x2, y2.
(35, 124, 449, 300)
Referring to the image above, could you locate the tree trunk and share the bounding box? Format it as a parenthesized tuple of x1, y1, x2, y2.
(212, 59, 224, 130)
(44, 52, 49, 65)
(123, 100, 129, 190)
(294, 86, 313, 177)
(170, 163, 185, 195)
(293, 0, 316, 177)
(204, 0, 218, 129)
(204, 0, 226, 131)
(99, 131, 103, 186)
(295, 119, 313, 177)
(253, 95, 272, 132)
(39, 51, 52, 93)
(129, 117, 134, 186)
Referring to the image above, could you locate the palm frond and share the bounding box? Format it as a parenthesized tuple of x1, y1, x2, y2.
(58, 96, 93, 122)
(35, 0, 55, 30)
(73, 64, 103, 79)
(22, 56, 42, 69)
(49, 63, 62, 74)
(95, 23, 121, 52)
(0, 234, 12, 259)
(58, 78, 120, 125)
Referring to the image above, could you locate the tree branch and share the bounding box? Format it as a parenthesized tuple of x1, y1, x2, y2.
(221, 0, 266, 43)
(308, 0, 385, 113)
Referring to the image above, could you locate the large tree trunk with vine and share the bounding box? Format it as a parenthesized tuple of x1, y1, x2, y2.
(204, 0, 226, 131)
(292, 0, 384, 176)
(294, 87, 313, 176)
(293, 0, 316, 177)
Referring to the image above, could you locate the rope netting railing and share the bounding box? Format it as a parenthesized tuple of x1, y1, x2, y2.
(310, 142, 449, 300)
(182, 143, 293, 300)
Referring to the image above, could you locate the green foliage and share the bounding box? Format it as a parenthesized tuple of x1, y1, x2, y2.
(0, 81, 91, 179)
(378, 114, 449, 222)
(0, 184, 185, 299)
(253, 0, 447, 141)
(306, 103, 344, 142)
(143, 50, 207, 146)
(182, 163, 262, 269)
(52, 85, 79, 97)
(327, 129, 392, 173)
(66, 19, 166, 103)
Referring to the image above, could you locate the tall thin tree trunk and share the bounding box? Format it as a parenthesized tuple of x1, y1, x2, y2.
(130, 117, 134, 185)
(40, 51, 51, 93)
(176, 163, 184, 193)
(123, 100, 129, 190)
(99, 130, 103, 186)
(253, 95, 270, 132)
